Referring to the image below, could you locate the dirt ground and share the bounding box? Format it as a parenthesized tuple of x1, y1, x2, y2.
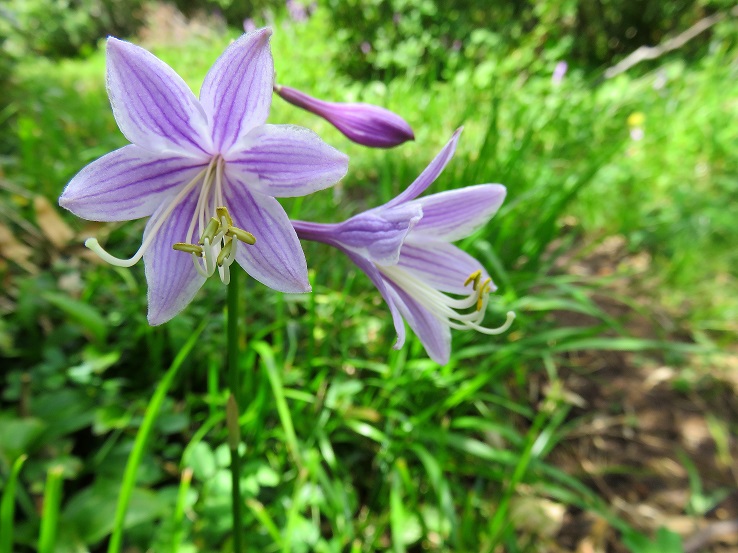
(546, 235, 738, 552)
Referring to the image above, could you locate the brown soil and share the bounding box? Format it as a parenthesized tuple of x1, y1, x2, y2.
(545, 234, 738, 552)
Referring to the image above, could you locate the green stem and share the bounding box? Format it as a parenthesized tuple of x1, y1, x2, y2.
(227, 266, 244, 553)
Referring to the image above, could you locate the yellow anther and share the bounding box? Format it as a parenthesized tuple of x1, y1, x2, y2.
(475, 278, 492, 311)
(226, 226, 256, 245)
(198, 217, 221, 245)
(216, 206, 233, 227)
(172, 243, 204, 256)
(464, 270, 482, 289)
(216, 240, 233, 266)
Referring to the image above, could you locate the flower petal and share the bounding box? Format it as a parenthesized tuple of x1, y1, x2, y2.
(60, 145, 206, 222)
(335, 203, 422, 266)
(226, 124, 348, 197)
(408, 184, 506, 241)
(143, 186, 206, 325)
(397, 241, 492, 295)
(224, 175, 309, 292)
(200, 28, 274, 153)
(106, 38, 210, 156)
(385, 279, 451, 364)
(345, 250, 407, 350)
(385, 128, 462, 207)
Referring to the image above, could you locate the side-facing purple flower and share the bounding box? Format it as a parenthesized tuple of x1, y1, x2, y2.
(293, 129, 514, 364)
(59, 29, 348, 325)
(274, 84, 414, 148)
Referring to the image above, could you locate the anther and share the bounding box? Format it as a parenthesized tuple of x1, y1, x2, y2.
(226, 227, 256, 245)
(464, 270, 482, 289)
(172, 243, 204, 256)
(199, 217, 221, 245)
(216, 206, 233, 227)
(217, 240, 233, 266)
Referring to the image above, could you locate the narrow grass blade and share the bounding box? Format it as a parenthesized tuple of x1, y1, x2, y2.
(252, 341, 302, 468)
(108, 319, 207, 553)
(0, 454, 27, 553)
(38, 465, 64, 553)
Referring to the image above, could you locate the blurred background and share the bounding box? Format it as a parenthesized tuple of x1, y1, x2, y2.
(0, 0, 737, 551)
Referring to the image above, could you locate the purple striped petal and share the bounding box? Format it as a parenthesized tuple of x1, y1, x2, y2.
(226, 124, 348, 197)
(335, 203, 422, 266)
(200, 29, 274, 154)
(385, 279, 451, 364)
(60, 145, 205, 222)
(408, 184, 506, 241)
(106, 38, 211, 157)
(345, 250, 407, 350)
(224, 175, 309, 292)
(397, 241, 492, 295)
(385, 128, 462, 207)
(144, 187, 207, 325)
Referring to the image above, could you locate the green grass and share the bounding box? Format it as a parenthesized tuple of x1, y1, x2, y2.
(0, 6, 736, 553)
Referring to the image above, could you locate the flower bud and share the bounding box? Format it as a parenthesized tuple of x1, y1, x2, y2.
(274, 84, 414, 148)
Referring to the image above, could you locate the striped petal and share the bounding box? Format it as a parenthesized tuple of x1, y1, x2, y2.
(224, 175, 309, 293)
(106, 38, 211, 157)
(396, 241, 492, 295)
(345, 251, 407, 350)
(226, 124, 348, 197)
(200, 29, 274, 154)
(59, 145, 205, 222)
(385, 279, 451, 364)
(143, 187, 206, 325)
(385, 128, 461, 207)
(333, 203, 422, 266)
(408, 184, 506, 241)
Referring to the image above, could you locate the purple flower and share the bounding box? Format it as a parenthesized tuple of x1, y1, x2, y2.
(293, 129, 514, 364)
(59, 29, 348, 325)
(552, 61, 568, 85)
(286, 0, 308, 22)
(274, 84, 414, 149)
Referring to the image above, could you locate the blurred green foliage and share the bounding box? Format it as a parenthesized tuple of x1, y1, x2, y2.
(325, 0, 736, 81)
(0, 0, 145, 58)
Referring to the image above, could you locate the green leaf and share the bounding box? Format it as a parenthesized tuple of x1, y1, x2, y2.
(41, 291, 108, 343)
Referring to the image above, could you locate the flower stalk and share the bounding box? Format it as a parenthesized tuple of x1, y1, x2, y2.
(227, 267, 244, 553)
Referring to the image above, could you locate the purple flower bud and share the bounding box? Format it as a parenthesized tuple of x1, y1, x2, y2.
(243, 18, 256, 33)
(274, 85, 414, 148)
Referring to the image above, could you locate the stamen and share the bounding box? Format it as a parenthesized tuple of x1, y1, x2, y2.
(226, 227, 256, 245)
(464, 270, 482, 289)
(216, 206, 232, 227)
(199, 217, 221, 245)
(84, 166, 208, 267)
(172, 205, 255, 284)
(379, 265, 516, 337)
(217, 240, 233, 266)
(173, 243, 204, 256)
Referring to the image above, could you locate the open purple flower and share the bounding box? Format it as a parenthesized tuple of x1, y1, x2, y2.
(293, 129, 514, 364)
(59, 29, 348, 324)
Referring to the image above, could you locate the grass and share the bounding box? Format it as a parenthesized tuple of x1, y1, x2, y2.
(0, 5, 736, 553)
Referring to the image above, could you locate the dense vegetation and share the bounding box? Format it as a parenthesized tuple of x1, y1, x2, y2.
(1, 1, 736, 552)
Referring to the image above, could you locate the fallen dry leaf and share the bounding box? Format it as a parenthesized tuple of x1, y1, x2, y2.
(0, 222, 37, 273)
(34, 195, 75, 248)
